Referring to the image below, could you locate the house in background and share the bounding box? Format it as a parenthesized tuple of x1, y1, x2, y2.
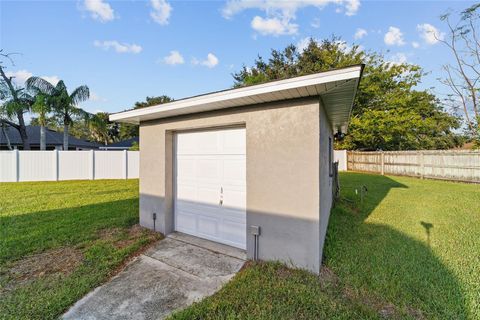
(100, 137, 139, 150)
(0, 126, 101, 150)
(110, 65, 363, 273)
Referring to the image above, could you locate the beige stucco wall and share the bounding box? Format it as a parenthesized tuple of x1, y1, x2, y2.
(139, 97, 332, 273)
(318, 100, 334, 262)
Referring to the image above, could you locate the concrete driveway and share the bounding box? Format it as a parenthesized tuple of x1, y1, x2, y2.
(63, 233, 246, 320)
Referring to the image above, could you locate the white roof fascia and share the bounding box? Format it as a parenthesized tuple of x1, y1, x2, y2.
(110, 65, 363, 124)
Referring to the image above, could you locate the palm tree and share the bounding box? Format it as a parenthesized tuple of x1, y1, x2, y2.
(0, 64, 32, 150)
(26, 77, 89, 150)
(30, 93, 51, 150)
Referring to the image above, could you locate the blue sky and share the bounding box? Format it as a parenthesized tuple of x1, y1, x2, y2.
(0, 0, 475, 116)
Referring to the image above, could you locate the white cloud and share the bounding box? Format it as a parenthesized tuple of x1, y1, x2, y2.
(5, 70, 59, 87)
(83, 0, 115, 22)
(203, 53, 219, 68)
(192, 53, 219, 68)
(344, 0, 360, 16)
(412, 41, 420, 48)
(163, 50, 184, 65)
(222, 0, 360, 36)
(5, 70, 32, 86)
(417, 23, 444, 45)
(150, 0, 172, 25)
(94, 40, 142, 54)
(388, 52, 408, 65)
(384, 26, 405, 46)
(222, 0, 360, 18)
(354, 28, 367, 40)
(251, 16, 298, 36)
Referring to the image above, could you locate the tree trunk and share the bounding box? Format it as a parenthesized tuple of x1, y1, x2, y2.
(17, 110, 30, 150)
(63, 124, 69, 150)
(40, 125, 46, 150)
(1, 124, 12, 150)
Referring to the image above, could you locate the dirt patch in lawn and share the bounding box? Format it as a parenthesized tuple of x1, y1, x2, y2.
(8, 247, 82, 281)
(114, 225, 150, 249)
(97, 224, 162, 249)
(1, 247, 83, 293)
(96, 224, 161, 250)
(97, 227, 123, 240)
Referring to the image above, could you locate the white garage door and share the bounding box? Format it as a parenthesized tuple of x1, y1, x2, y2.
(174, 127, 246, 249)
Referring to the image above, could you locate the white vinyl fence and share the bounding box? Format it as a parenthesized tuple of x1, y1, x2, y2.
(334, 150, 348, 172)
(337, 150, 480, 183)
(0, 150, 139, 182)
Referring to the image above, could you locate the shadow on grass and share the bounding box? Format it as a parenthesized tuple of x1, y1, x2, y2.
(324, 173, 467, 319)
(0, 197, 163, 320)
(0, 198, 139, 265)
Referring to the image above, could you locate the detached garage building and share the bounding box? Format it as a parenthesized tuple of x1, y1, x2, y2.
(111, 65, 363, 273)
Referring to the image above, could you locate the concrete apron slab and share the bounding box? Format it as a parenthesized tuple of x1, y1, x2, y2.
(63, 233, 246, 320)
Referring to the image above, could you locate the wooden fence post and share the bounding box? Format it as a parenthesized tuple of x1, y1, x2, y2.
(381, 152, 385, 175)
(351, 151, 355, 171)
(420, 151, 425, 179)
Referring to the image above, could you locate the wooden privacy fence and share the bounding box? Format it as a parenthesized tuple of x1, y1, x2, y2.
(0, 150, 139, 182)
(345, 150, 480, 183)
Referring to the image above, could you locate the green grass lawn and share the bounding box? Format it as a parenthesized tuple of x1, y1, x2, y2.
(1, 174, 478, 320)
(0, 179, 159, 320)
(171, 173, 480, 320)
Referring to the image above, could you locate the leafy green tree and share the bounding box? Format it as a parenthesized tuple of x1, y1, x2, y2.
(26, 77, 89, 150)
(87, 112, 119, 145)
(233, 37, 462, 150)
(133, 95, 172, 109)
(119, 95, 173, 140)
(129, 141, 139, 151)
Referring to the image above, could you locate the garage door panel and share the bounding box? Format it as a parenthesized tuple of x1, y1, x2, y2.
(175, 128, 246, 250)
(177, 130, 220, 155)
(223, 190, 246, 209)
(176, 159, 196, 178)
(196, 187, 221, 206)
(196, 159, 222, 180)
(176, 201, 219, 215)
(197, 216, 219, 238)
(175, 185, 197, 202)
(221, 128, 246, 154)
(175, 212, 197, 233)
(220, 219, 246, 245)
(223, 158, 246, 183)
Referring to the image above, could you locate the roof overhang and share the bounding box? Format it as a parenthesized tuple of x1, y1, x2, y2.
(110, 64, 364, 133)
